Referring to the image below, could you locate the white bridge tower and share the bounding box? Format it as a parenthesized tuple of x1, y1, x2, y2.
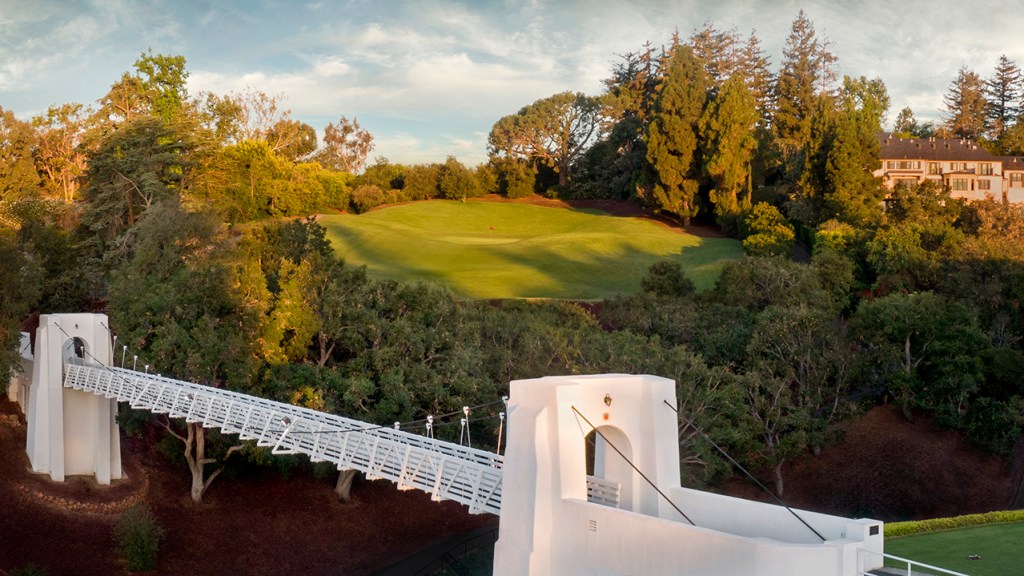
(25, 313, 122, 484)
(494, 374, 885, 576)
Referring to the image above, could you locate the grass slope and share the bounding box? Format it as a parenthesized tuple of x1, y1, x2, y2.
(319, 201, 742, 299)
(884, 522, 1024, 575)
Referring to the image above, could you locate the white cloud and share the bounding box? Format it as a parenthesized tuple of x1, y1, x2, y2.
(313, 56, 351, 78)
(6, 0, 1024, 163)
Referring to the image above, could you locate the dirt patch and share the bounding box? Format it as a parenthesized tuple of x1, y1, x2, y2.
(0, 399, 495, 575)
(721, 404, 1017, 522)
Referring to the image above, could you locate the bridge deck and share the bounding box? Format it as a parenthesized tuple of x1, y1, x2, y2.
(63, 363, 503, 515)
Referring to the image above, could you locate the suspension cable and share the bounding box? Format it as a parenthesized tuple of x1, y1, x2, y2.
(571, 406, 695, 526)
(662, 399, 826, 542)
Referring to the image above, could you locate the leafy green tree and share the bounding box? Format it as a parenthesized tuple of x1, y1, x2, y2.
(0, 106, 41, 201)
(488, 91, 601, 187)
(741, 370, 810, 497)
(32, 103, 89, 204)
(892, 106, 935, 139)
(315, 116, 374, 174)
(79, 116, 189, 258)
(699, 75, 759, 221)
(645, 45, 709, 224)
(822, 110, 884, 226)
(740, 203, 794, 257)
(593, 42, 659, 199)
(997, 120, 1024, 155)
(0, 230, 42, 392)
(708, 254, 828, 313)
(328, 280, 494, 427)
(793, 95, 837, 224)
(747, 304, 851, 451)
(943, 65, 988, 140)
(267, 119, 317, 161)
(402, 163, 442, 200)
(133, 50, 189, 123)
(984, 55, 1021, 139)
(840, 76, 890, 132)
(96, 73, 149, 128)
(16, 215, 91, 313)
(640, 260, 695, 298)
(108, 199, 259, 502)
(438, 156, 478, 201)
(492, 157, 536, 198)
(358, 157, 405, 192)
(867, 181, 963, 289)
(851, 291, 987, 424)
(473, 163, 499, 196)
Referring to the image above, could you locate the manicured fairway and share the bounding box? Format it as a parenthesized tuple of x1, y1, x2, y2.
(884, 522, 1024, 575)
(318, 201, 742, 299)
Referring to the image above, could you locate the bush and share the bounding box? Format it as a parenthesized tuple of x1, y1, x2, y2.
(640, 261, 695, 298)
(114, 504, 165, 572)
(885, 509, 1024, 538)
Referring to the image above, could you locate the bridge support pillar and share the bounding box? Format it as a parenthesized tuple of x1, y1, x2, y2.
(494, 374, 679, 575)
(26, 313, 122, 484)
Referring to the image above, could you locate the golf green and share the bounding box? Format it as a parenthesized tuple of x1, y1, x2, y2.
(319, 201, 742, 299)
(884, 521, 1024, 575)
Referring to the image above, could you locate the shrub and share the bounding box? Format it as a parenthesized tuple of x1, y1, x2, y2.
(114, 504, 165, 572)
(885, 509, 1024, 538)
(640, 261, 695, 298)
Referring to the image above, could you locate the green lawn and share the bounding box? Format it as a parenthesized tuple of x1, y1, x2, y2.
(884, 522, 1024, 575)
(318, 201, 742, 299)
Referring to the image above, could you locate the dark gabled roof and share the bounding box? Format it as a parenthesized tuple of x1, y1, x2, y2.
(878, 132, 999, 162)
(1000, 156, 1024, 171)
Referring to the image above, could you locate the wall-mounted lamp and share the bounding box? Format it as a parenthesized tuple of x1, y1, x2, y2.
(604, 394, 612, 407)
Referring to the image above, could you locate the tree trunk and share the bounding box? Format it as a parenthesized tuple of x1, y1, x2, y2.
(774, 458, 786, 498)
(187, 423, 206, 504)
(904, 334, 913, 376)
(335, 468, 357, 502)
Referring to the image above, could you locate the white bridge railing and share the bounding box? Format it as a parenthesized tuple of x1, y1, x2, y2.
(858, 549, 969, 576)
(63, 362, 503, 515)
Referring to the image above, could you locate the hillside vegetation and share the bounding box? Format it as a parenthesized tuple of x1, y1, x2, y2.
(319, 201, 741, 299)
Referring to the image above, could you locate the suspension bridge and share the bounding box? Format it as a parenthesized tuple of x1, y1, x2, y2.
(9, 313, 938, 576)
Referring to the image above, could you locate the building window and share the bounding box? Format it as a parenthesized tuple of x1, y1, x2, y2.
(979, 163, 994, 175)
(1011, 173, 1024, 187)
(978, 179, 991, 191)
(927, 162, 941, 175)
(950, 162, 967, 172)
(887, 161, 895, 169)
(890, 161, 920, 170)
(952, 178, 969, 191)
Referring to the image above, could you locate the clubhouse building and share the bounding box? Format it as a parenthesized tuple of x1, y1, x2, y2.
(875, 133, 1024, 203)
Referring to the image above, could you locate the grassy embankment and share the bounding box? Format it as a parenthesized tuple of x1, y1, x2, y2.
(319, 201, 743, 300)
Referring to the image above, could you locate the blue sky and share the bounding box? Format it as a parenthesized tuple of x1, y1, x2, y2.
(1, 0, 1021, 166)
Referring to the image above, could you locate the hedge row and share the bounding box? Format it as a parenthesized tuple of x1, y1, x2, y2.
(885, 509, 1024, 538)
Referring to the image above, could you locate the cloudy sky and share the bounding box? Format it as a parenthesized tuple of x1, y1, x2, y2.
(1, 0, 1020, 166)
